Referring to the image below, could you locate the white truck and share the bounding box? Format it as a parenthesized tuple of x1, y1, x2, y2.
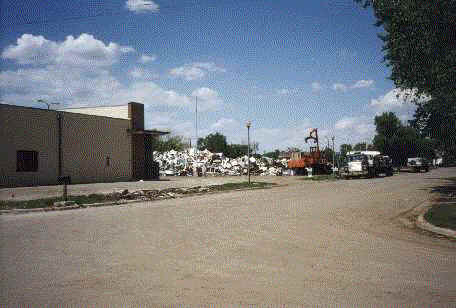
(341, 151, 393, 178)
(407, 157, 430, 172)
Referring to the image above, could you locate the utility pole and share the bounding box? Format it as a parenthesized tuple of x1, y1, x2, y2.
(332, 136, 335, 175)
(195, 96, 198, 149)
(246, 121, 251, 185)
(37, 99, 59, 110)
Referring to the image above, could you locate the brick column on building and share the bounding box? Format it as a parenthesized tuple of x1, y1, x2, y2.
(129, 102, 145, 180)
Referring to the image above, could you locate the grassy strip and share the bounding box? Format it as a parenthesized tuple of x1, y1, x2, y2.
(0, 182, 275, 210)
(0, 194, 113, 210)
(300, 175, 338, 181)
(424, 203, 456, 231)
(209, 181, 274, 191)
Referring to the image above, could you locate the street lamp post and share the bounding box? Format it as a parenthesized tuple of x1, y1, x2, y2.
(246, 120, 251, 185)
(37, 99, 60, 110)
(332, 136, 335, 176)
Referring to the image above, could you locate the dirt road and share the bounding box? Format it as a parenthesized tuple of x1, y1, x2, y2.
(1, 168, 455, 307)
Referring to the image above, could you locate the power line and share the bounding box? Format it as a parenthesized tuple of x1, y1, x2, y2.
(2, 4, 178, 27)
(2, 11, 121, 27)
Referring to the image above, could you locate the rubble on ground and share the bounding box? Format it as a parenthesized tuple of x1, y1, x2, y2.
(107, 185, 255, 202)
(153, 149, 288, 176)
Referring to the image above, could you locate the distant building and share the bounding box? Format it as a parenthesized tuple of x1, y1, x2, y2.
(278, 151, 292, 160)
(0, 102, 168, 187)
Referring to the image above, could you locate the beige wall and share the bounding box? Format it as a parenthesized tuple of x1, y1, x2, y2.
(60, 112, 132, 184)
(0, 104, 133, 187)
(0, 105, 59, 187)
(61, 105, 129, 119)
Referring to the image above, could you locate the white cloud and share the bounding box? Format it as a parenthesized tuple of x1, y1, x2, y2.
(169, 66, 205, 81)
(335, 117, 356, 130)
(332, 83, 347, 92)
(1, 34, 58, 65)
(277, 88, 290, 95)
(0, 66, 192, 108)
(169, 62, 226, 81)
(129, 67, 159, 80)
(352, 79, 374, 89)
(334, 116, 376, 145)
(125, 0, 159, 13)
(0, 34, 226, 120)
(369, 88, 427, 112)
(211, 118, 238, 130)
(191, 87, 222, 111)
(2, 33, 134, 67)
(139, 54, 157, 63)
(192, 62, 226, 73)
(120, 81, 191, 107)
(311, 82, 322, 92)
(331, 80, 374, 92)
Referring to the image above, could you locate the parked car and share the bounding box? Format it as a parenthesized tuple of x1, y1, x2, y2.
(407, 157, 430, 172)
(373, 155, 394, 176)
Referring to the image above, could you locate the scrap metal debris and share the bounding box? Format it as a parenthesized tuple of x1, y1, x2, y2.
(153, 149, 288, 176)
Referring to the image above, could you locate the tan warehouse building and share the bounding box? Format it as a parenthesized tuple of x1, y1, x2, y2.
(0, 102, 168, 187)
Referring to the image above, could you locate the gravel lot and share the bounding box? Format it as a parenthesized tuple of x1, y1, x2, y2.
(1, 168, 456, 307)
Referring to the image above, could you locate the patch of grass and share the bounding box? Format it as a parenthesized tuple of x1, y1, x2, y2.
(0, 194, 113, 210)
(210, 181, 274, 191)
(300, 174, 338, 181)
(424, 203, 456, 231)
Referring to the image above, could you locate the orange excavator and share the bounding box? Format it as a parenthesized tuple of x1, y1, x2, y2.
(287, 128, 331, 175)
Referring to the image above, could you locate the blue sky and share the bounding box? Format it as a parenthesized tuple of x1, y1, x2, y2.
(0, 0, 417, 152)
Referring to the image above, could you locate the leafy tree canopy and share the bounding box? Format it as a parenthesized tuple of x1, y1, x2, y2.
(355, 0, 456, 101)
(373, 112, 436, 165)
(197, 133, 228, 153)
(197, 132, 260, 158)
(263, 149, 281, 160)
(340, 144, 353, 157)
(151, 134, 188, 152)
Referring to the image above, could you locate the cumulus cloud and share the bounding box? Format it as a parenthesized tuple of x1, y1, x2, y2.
(139, 54, 157, 63)
(277, 88, 290, 95)
(169, 62, 226, 81)
(0, 66, 191, 108)
(125, 0, 159, 13)
(369, 88, 427, 112)
(129, 67, 159, 80)
(332, 83, 347, 92)
(334, 116, 376, 145)
(311, 82, 322, 92)
(335, 117, 357, 130)
(1, 33, 134, 67)
(352, 79, 374, 89)
(191, 87, 223, 111)
(0, 34, 200, 110)
(211, 118, 238, 130)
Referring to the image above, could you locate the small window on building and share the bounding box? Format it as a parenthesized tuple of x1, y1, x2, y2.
(17, 150, 38, 172)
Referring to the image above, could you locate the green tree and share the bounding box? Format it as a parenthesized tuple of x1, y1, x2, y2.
(263, 149, 281, 160)
(373, 112, 436, 165)
(340, 144, 353, 157)
(355, 0, 456, 101)
(197, 133, 228, 153)
(151, 134, 187, 152)
(411, 98, 456, 163)
(226, 144, 248, 158)
(323, 147, 335, 164)
(374, 112, 402, 138)
(356, 0, 456, 159)
(353, 142, 367, 151)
